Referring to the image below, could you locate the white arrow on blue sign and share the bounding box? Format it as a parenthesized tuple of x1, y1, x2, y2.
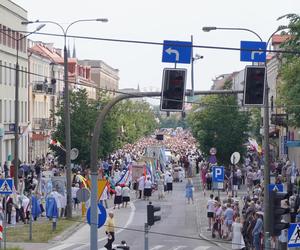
(162, 40, 192, 64)
(87, 203, 107, 228)
(268, 184, 284, 192)
(240, 41, 267, 63)
(212, 166, 224, 182)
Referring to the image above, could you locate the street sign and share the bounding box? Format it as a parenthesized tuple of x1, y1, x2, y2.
(162, 40, 192, 64)
(86, 179, 107, 200)
(70, 148, 79, 160)
(288, 223, 300, 248)
(212, 166, 224, 183)
(268, 184, 284, 192)
(230, 152, 240, 165)
(87, 203, 107, 228)
(0, 179, 13, 195)
(240, 41, 267, 62)
(76, 188, 90, 203)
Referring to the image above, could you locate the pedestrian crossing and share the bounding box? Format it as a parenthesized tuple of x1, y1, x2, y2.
(97, 245, 212, 250)
(49, 243, 213, 250)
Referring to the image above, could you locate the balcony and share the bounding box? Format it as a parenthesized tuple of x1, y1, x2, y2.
(32, 118, 52, 130)
(32, 81, 56, 95)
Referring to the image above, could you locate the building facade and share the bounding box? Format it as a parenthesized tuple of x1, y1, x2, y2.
(79, 59, 119, 96)
(0, 0, 29, 165)
(27, 41, 64, 161)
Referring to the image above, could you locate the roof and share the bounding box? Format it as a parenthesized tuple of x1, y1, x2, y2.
(29, 43, 63, 64)
(272, 34, 290, 45)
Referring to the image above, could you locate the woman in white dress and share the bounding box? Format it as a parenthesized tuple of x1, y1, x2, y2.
(232, 217, 245, 250)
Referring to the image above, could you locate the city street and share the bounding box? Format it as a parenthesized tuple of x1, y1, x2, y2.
(47, 178, 223, 250)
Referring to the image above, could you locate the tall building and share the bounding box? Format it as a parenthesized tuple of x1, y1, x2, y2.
(79, 59, 119, 96)
(0, 0, 29, 165)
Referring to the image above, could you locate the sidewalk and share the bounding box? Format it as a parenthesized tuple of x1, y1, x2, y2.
(194, 175, 247, 250)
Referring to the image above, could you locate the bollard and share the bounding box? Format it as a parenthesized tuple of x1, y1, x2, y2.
(52, 218, 57, 231)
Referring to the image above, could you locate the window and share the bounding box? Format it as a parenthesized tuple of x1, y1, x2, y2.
(25, 102, 27, 122)
(0, 99, 2, 123)
(7, 28, 11, 47)
(0, 60, 2, 84)
(12, 31, 15, 49)
(20, 66, 23, 88)
(0, 25, 2, 45)
(24, 67, 27, 88)
(4, 62, 7, 85)
(2, 26, 6, 46)
(19, 34, 23, 52)
(9, 100, 11, 122)
(4, 100, 6, 122)
(21, 101, 23, 123)
(8, 63, 11, 85)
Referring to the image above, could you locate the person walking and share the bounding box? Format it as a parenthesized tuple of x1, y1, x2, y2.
(122, 185, 130, 208)
(165, 173, 173, 194)
(157, 176, 165, 200)
(137, 174, 145, 199)
(144, 177, 152, 201)
(207, 194, 215, 231)
(185, 178, 194, 204)
(104, 211, 115, 250)
(252, 212, 263, 250)
(232, 217, 245, 250)
(113, 184, 122, 209)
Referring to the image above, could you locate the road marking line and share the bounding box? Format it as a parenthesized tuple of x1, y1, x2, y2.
(98, 202, 136, 243)
(172, 246, 188, 250)
(150, 245, 164, 250)
(193, 247, 210, 250)
(48, 243, 75, 250)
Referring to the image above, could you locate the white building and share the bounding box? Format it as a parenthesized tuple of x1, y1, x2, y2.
(0, 0, 29, 165)
(28, 41, 64, 161)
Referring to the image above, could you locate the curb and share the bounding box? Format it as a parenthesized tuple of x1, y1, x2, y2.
(193, 176, 230, 250)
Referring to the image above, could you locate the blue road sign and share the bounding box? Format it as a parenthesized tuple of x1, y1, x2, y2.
(240, 41, 267, 63)
(162, 40, 192, 64)
(87, 203, 107, 228)
(268, 184, 284, 192)
(288, 223, 300, 247)
(0, 179, 13, 195)
(212, 166, 224, 182)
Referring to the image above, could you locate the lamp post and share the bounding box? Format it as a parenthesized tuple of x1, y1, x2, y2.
(0, 24, 46, 189)
(22, 18, 108, 218)
(202, 25, 288, 247)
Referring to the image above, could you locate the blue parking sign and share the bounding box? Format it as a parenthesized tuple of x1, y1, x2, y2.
(212, 166, 224, 182)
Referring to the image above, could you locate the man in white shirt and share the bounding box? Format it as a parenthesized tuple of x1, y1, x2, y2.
(207, 194, 215, 231)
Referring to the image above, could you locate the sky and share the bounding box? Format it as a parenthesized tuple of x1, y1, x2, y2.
(13, 0, 300, 95)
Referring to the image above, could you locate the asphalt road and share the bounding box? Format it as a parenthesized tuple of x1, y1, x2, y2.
(46, 178, 225, 250)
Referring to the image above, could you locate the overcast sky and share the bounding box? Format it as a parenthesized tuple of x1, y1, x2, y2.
(14, 0, 299, 94)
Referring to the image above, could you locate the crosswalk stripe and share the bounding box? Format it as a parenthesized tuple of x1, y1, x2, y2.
(150, 245, 164, 250)
(48, 243, 76, 250)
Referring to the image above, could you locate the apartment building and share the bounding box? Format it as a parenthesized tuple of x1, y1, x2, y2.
(0, 0, 28, 165)
(28, 41, 64, 161)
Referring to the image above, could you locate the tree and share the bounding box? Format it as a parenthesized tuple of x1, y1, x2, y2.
(187, 83, 249, 165)
(51, 90, 157, 166)
(277, 14, 300, 127)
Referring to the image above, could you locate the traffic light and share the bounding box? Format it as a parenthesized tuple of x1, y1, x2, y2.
(269, 190, 290, 236)
(147, 202, 161, 226)
(160, 68, 187, 111)
(243, 65, 266, 106)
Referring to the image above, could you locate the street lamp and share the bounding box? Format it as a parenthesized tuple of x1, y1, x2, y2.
(22, 18, 108, 219)
(202, 25, 288, 248)
(0, 24, 46, 189)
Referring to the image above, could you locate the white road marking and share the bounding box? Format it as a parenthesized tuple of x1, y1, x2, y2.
(172, 246, 188, 250)
(98, 202, 136, 243)
(48, 243, 76, 250)
(193, 247, 211, 250)
(150, 245, 164, 250)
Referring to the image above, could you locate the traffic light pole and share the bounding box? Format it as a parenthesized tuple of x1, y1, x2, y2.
(144, 223, 149, 250)
(90, 89, 242, 249)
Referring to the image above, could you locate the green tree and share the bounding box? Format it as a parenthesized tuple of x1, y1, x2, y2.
(277, 14, 300, 127)
(51, 90, 157, 165)
(187, 89, 249, 165)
